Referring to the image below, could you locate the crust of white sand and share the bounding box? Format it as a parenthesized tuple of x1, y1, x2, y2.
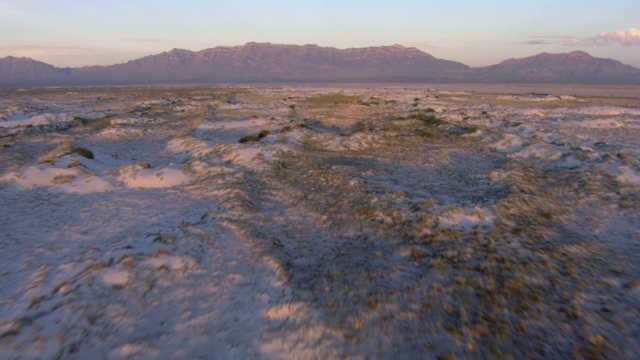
(1, 165, 113, 193)
(437, 206, 495, 230)
(100, 268, 130, 286)
(117, 166, 194, 188)
(618, 166, 640, 185)
(1, 86, 639, 359)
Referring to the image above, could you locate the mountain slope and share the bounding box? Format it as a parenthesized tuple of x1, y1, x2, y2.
(1, 44, 640, 86)
(69, 43, 471, 84)
(474, 51, 640, 83)
(0, 56, 71, 86)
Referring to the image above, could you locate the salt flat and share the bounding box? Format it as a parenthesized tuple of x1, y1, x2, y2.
(1, 85, 639, 359)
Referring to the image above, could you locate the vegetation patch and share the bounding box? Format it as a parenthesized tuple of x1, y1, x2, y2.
(69, 146, 94, 159)
(418, 131, 435, 138)
(457, 126, 479, 135)
(414, 113, 447, 126)
(238, 135, 260, 143)
(72, 116, 89, 124)
(305, 92, 360, 105)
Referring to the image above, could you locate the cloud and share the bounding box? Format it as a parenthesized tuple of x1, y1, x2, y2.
(0, 44, 97, 59)
(0, 44, 155, 67)
(0, 1, 56, 15)
(118, 38, 169, 43)
(403, 40, 449, 49)
(564, 28, 640, 47)
(523, 40, 552, 45)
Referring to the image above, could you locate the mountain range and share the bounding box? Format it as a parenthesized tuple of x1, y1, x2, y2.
(1, 42, 640, 87)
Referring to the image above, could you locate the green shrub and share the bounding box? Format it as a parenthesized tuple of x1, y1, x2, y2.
(539, 211, 553, 220)
(409, 247, 428, 259)
(257, 130, 271, 139)
(280, 126, 292, 133)
(72, 116, 88, 124)
(425, 107, 436, 113)
(238, 135, 259, 143)
(415, 113, 447, 126)
(69, 147, 94, 159)
(459, 126, 478, 134)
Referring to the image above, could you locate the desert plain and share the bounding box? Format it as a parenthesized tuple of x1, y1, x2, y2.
(0, 84, 639, 359)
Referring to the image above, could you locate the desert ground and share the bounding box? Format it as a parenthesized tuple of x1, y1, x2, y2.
(0, 85, 639, 359)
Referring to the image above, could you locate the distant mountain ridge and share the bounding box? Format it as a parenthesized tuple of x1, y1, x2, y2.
(475, 51, 640, 83)
(0, 56, 69, 86)
(69, 43, 471, 85)
(1, 43, 639, 86)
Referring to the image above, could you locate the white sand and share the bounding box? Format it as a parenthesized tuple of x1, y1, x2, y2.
(1, 86, 638, 359)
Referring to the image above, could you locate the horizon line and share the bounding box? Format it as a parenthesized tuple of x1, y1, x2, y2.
(0, 42, 630, 70)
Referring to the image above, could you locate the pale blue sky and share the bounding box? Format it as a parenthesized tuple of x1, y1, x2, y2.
(1, 0, 639, 68)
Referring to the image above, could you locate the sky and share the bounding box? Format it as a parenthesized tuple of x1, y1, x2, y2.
(1, 0, 639, 68)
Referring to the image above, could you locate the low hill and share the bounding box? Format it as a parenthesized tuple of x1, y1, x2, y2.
(474, 51, 640, 84)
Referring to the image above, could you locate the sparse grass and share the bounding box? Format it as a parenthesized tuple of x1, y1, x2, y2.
(2, 86, 634, 359)
(350, 122, 369, 133)
(37, 142, 72, 164)
(27, 296, 45, 310)
(409, 247, 428, 260)
(305, 92, 359, 105)
(53, 174, 74, 184)
(0, 323, 23, 339)
(415, 113, 447, 126)
(436, 353, 456, 360)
